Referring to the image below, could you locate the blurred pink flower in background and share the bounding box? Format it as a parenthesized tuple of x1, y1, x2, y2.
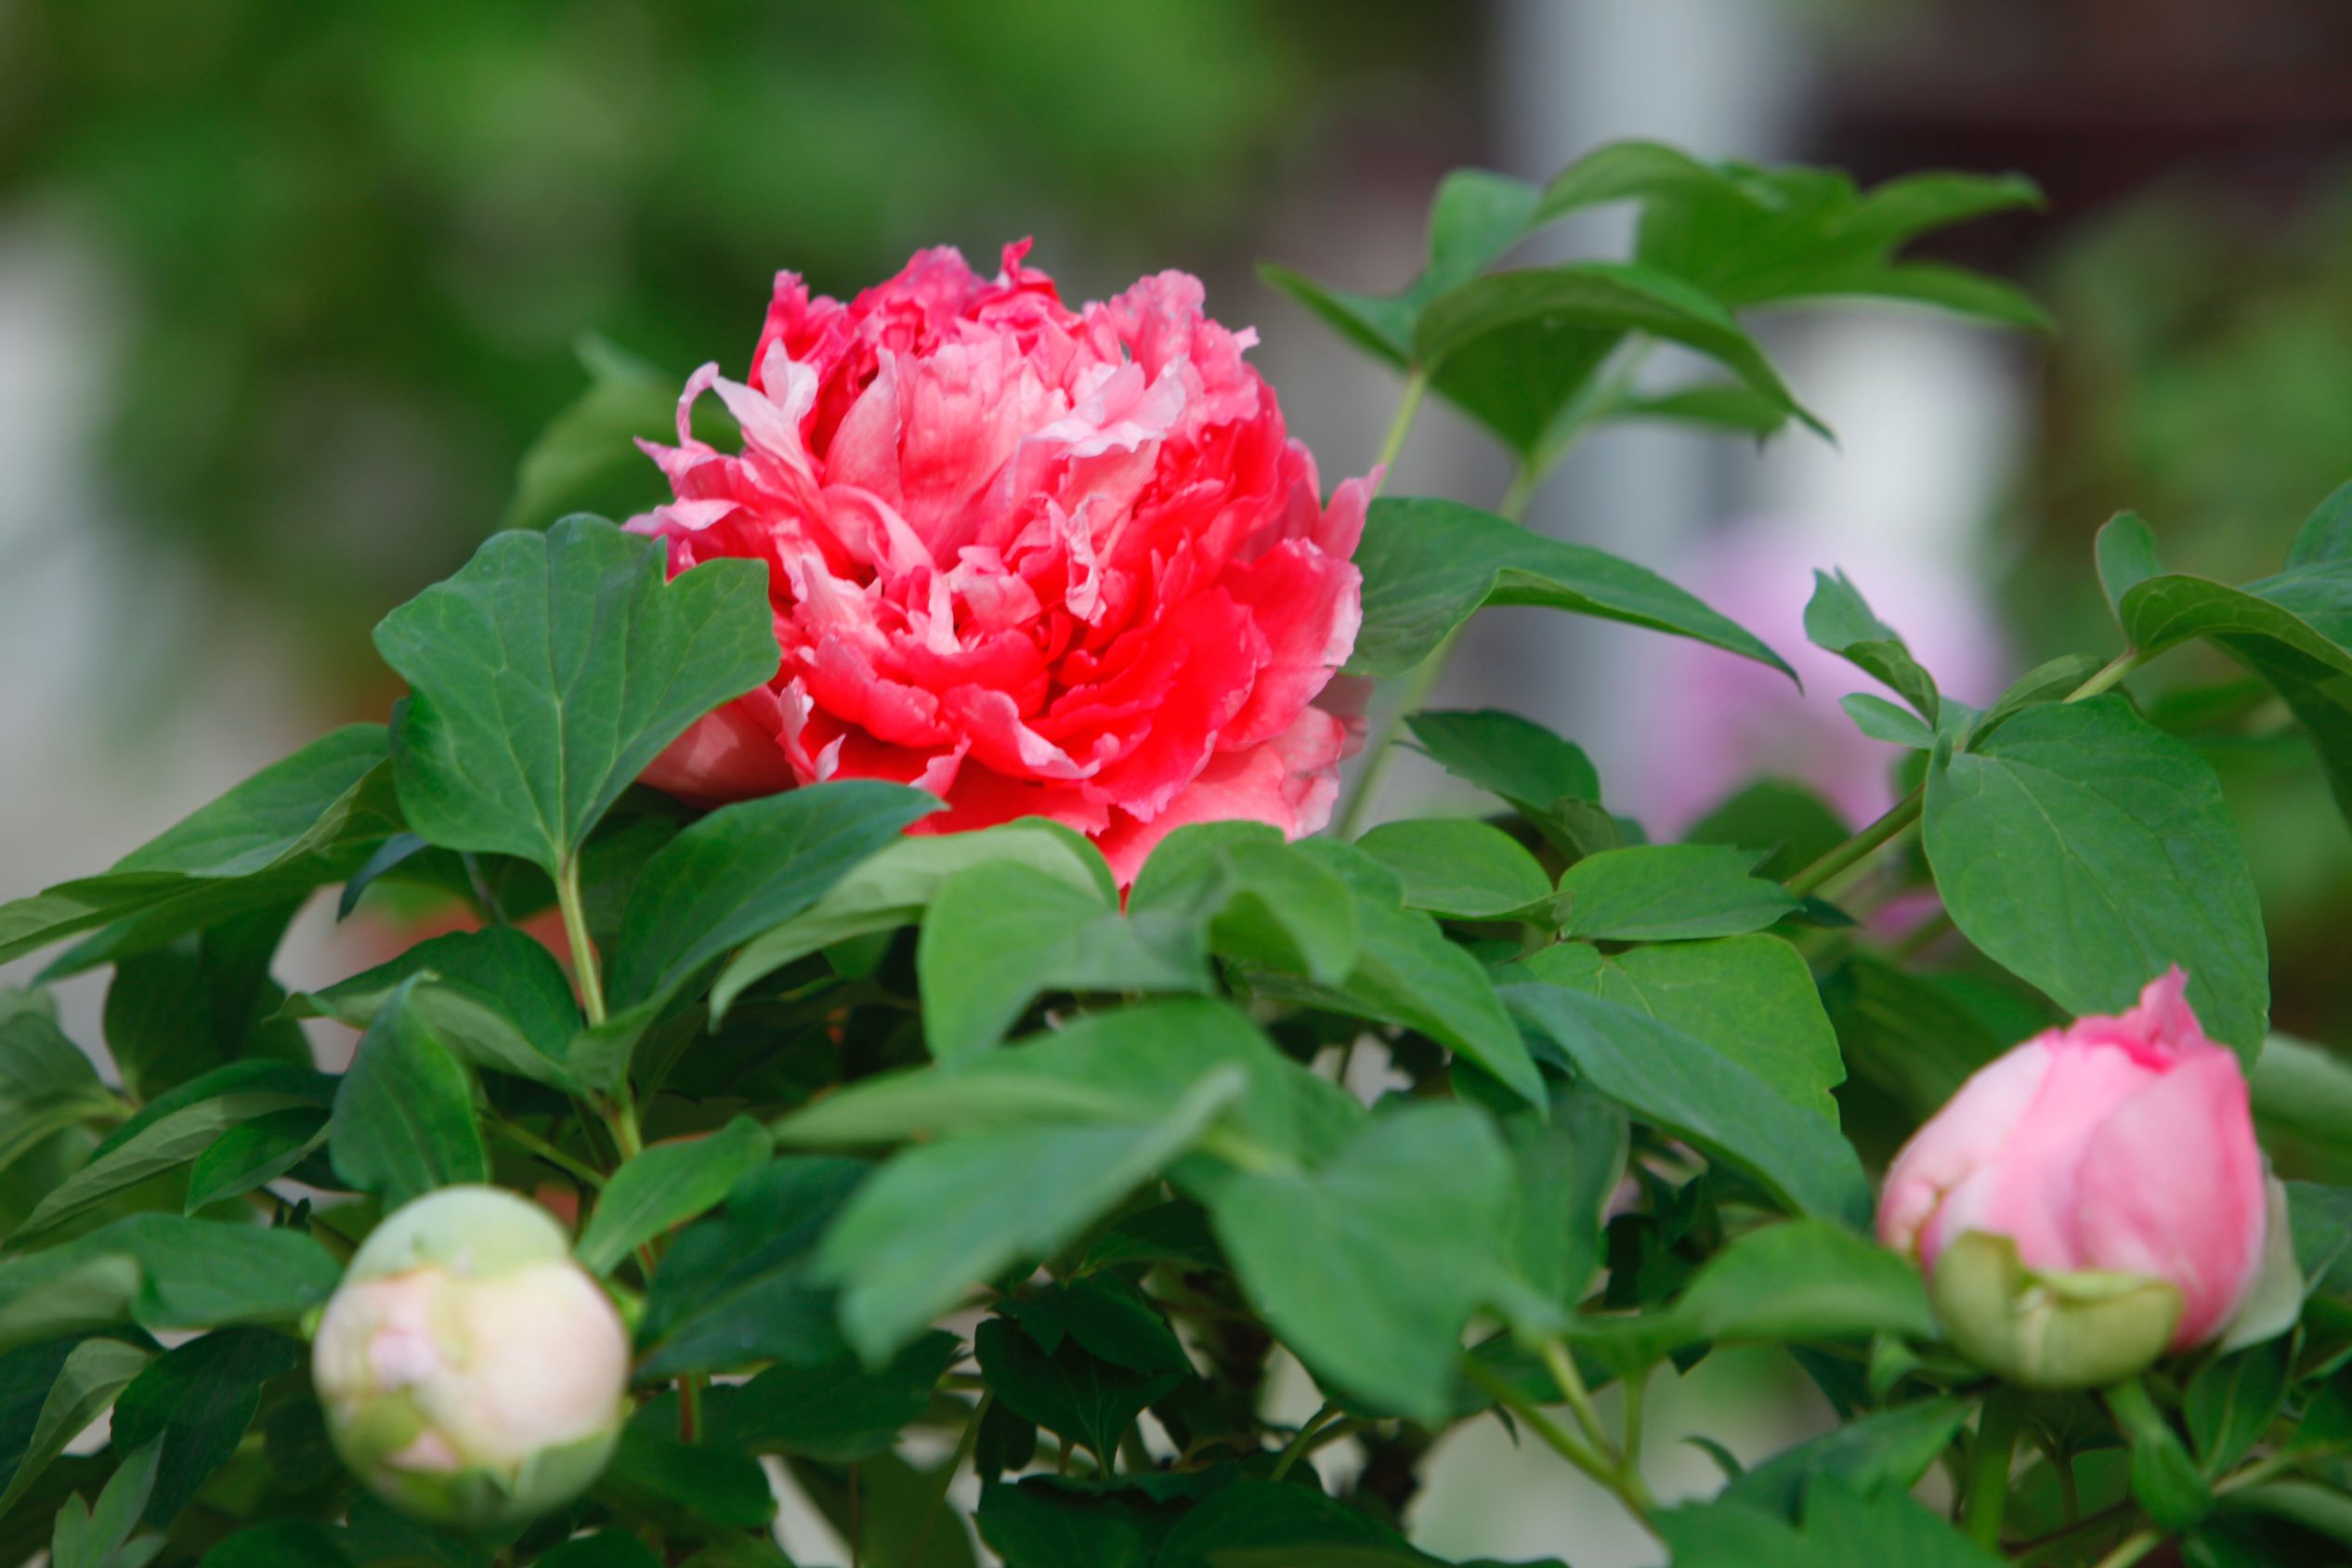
(632, 243, 1366, 883)
(1637, 514, 2011, 833)
(1877, 967, 2268, 1350)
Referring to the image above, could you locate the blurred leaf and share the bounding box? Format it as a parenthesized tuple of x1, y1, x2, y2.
(1721, 1398, 1969, 1518)
(917, 861, 1212, 1059)
(285, 928, 584, 1093)
(506, 337, 698, 533)
(51, 1437, 158, 1568)
(1922, 696, 2269, 1059)
(1000, 1276, 1191, 1378)
(817, 1066, 1246, 1362)
(1355, 819, 1551, 920)
(1841, 694, 1934, 751)
(1209, 1104, 1511, 1423)
(1159, 1480, 1421, 1568)
(0, 727, 399, 970)
(978, 1477, 1185, 1568)
(1518, 935, 1843, 1122)
(602, 1422, 776, 1532)
(0, 1217, 337, 1351)
(203, 1520, 359, 1568)
(373, 516, 777, 873)
(328, 980, 490, 1207)
(2185, 1338, 2291, 1475)
(0, 1338, 150, 1521)
(635, 1157, 869, 1379)
(1501, 986, 1873, 1227)
(578, 1117, 772, 1276)
(1602, 382, 1794, 437)
(534, 1535, 660, 1568)
(1552, 844, 1797, 943)
(1670, 1221, 1936, 1347)
(1657, 1475, 2006, 1567)
(1805, 569, 1940, 722)
(13, 1062, 335, 1246)
(2289, 477, 2352, 567)
(707, 1329, 958, 1462)
(111, 1327, 296, 1529)
(711, 820, 1114, 1019)
(2097, 514, 2166, 621)
(1347, 496, 1793, 681)
(1686, 780, 1851, 882)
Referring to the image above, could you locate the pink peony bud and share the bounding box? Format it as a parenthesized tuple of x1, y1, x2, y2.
(312, 1187, 631, 1529)
(1876, 969, 2268, 1366)
(627, 242, 1367, 885)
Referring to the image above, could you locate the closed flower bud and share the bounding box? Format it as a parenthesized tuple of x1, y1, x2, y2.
(312, 1186, 630, 1530)
(1876, 969, 2268, 1388)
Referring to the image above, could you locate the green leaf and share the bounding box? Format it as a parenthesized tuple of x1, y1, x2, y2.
(1159, 1480, 1422, 1568)
(1127, 824, 1357, 985)
(1501, 985, 1873, 1226)
(1806, 568, 1940, 722)
(1601, 382, 1795, 438)
(0, 1338, 150, 1520)
(1721, 1398, 1970, 1518)
(601, 1422, 777, 1532)
(190, 1520, 359, 1568)
(577, 1117, 772, 1276)
(1281, 841, 1542, 1109)
(533, 1534, 660, 1568)
(1686, 781, 1852, 882)
(1922, 696, 2269, 1058)
(608, 781, 937, 1013)
(99, 904, 301, 1101)
(53, 1436, 159, 1568)
(818, 1069, 1248, 1362)
(790, 1451, 975, 1568)
(1347, 496, 1793, 681)
(111, 1326, 296, 1528)
(328, 981, 490, 1207)
(1209, 1104, 1512, 1423)
(1403, 710, 1601, 834)
(0, 1217, 338, 1350)
(1552, 843, 1797, 943)
(0, 726, 399, 969)
(1658, 1475, 2006, 1567)
(1496, 1083, 1627, 1311)
(282, 926, 583, 1091)
(1414, 262, 1823, 459)
(372, 515, 778, 873)
(182, 1107, 329, 1213)
(916, 861, 1210, 1059)
(710, 819, 1114, 1019)
(634, 1157, 869, 1379)
(2111, 1376, 2210, 1533)
(1841, 693, 1935, 750)
(1671, 1220, 1936, 1346)
(1000, 1276, 1192, 1378)
(706, 1329, 958, 1462)
(2185, 1338, 2291, 1476)
(1355, 819, 1551, 919)
(2097, 513, 2165, 620)
(2289, 477, 2352, 568)
(973, 1318, 1183, 1465)
(978, 1478, 1183, 1568)
(12, 1062, 335, 1245)
(1518, 934, 1844, 1122)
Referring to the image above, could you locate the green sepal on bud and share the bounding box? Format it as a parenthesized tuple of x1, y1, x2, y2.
(313, 1186, 631, 1532)
(1928, 1229, 2182, 1392)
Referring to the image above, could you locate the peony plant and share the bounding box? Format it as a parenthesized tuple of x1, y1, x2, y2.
(2, 140, 2350, 1568)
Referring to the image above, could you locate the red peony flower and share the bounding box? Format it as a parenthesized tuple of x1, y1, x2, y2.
(630, 242, 1367, 882)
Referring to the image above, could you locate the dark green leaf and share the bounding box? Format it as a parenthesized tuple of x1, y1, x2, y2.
(1159, 1481, 1419, 1568)
(1686, 781, 1850, 882)
(0, 727, 398, 968)
(2185, 1338, 2291, 1475)
(577, 1117, 772, 1276)
(1348, 497, 1792, 681)
(601, 1422, 776, 1531)
(203, 1520, 359, 1568)
(52, 1437, 159, 1568)
(328, 981, 489, 1207)
(1552, 843, 1797, 943)
(1518, 935, 1843, 1122)
(1127, 824, 1357, 986)
(977, 1478, 1184, 1568)
(372, 515, 778, 873)
(608, 781, 937, 1013)
(1501, 986, 1873, 1226)
(1497, 1083, 1627, 1311)
(0, 1217, 337, 1350)
(817, 1068, 1247, 1361)
(283, 926, 582, 1091)
(1657, 1475, 2006, 1567)
(1209, 1104, 1512, 1423)
(707, 1329, 958, 1462)
(635, 1157, 869, 1379)
(1355, 819, 1551, 919)
(1922, 696, 2269, 1058)
(2097, 514, 2164, 621)
(533, 1533, 661, 1568)
(183, 1108, 329, 1213)
(111, 1327, 297, 1528)
(1404, 711, 1601, 837)
(0, 1338, 150, 1519)
(1723, 1398, 1969, 1517)
(973, 1318, 1183, 1465)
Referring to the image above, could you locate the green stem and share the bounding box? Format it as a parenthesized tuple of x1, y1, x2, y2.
(1784, 791, 1923, 899)
(1462, 1358, 1656, 1538)
(2065, 649, 2144, 704)
(1496, 464, 1542, 523)
(1270, 1403, 1347, 1483)
(1335, 623, 1462, 838)
(555, 856, 607, 1028)
(1373, 369, 1431, 478)
(1539, 1339, 1616, 1460)
(678, 1372, 704, 1444)
(1964, 1389, 2024, 1548)
(2088, 1530, 2163, 1568)
(488, 1117, 608, 1191)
